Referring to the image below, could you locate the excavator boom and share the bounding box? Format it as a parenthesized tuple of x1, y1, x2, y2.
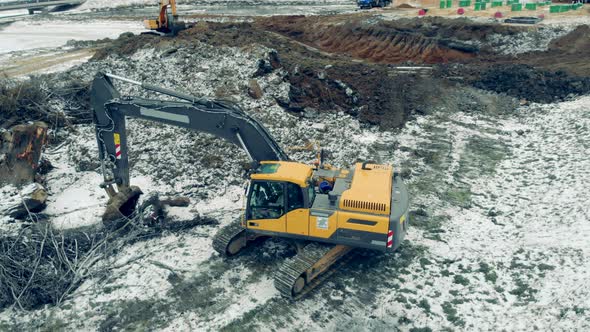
(90, 72, 288, 207)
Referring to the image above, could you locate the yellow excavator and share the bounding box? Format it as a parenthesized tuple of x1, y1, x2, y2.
(90, 72, 410, 299)
(143, 0, 186, 36)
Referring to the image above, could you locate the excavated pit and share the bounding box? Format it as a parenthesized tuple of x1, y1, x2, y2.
(85, 17, 590, 128)
(257, 16, 492, 64)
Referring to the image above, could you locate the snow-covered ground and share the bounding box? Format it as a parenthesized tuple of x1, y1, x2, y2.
(0, 20, 143, 54)
(1, 1, 590, 330)
(1, 35, 589, 330)
(77, 0, 154, 10)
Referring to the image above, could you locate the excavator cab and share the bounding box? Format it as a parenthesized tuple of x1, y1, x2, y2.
(245, 162, 314, 235)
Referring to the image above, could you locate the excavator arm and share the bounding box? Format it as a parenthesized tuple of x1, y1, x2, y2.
(90, 72, 288, 214)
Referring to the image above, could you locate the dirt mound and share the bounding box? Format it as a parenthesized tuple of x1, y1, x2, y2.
(548, 24, 590, 53)
(311, 23, 477, 64)
(258, 16, 529, 64)
(497, 24, 590, 78)
(85, 17, 589, 132)
(92, 32, 158, 60)
(469, 64, 590, 103)
(284, 65, 422, 128)
(259, 16, 485, 64)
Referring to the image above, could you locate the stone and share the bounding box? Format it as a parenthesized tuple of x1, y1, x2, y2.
(6, 183, 48, 219)
(303, 107, 319, 119)
(254, 59, 274, 77)
(268, 50, 282, 69)
(247, 79, 263, 99)
(311, 123, 327, 132)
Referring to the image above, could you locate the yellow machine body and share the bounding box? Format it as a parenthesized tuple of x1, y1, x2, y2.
(143, 19, 159, 30)
(244, 161, 409, 251)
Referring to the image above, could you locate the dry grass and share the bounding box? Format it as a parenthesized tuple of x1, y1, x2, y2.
(0, 76, 91, 129)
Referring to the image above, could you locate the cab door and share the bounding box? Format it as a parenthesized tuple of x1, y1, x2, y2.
(246, 181, 286, 233)
(285, 182, 309, 236)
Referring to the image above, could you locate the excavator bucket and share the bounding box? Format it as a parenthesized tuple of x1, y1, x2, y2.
(101, 186, 143, 228)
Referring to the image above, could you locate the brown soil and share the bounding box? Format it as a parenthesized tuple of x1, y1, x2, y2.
(257, 16, 512, 64)
(89, 15, 590, 129)
(457, 24, 590, 101)
(516, 24, 590, 77)
(396, 3, 416, 8)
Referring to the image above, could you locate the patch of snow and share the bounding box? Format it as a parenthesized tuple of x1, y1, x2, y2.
(77, 0, 154, 10)
(0, 20, 143, 54)
(486, 26, 574, 55)
(2, 27, 589, 331)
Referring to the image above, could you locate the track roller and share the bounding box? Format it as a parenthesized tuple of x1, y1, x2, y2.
(212, 221, 249, 257)
(274, 243, 354, 299)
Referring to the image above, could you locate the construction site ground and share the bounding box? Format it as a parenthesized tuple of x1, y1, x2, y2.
(0, 1, 589, 331)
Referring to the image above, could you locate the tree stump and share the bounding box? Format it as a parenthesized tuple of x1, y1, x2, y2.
(0, 122, 48, 186)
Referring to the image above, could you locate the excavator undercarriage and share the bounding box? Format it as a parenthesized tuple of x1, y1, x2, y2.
(213, 221, 354, 299)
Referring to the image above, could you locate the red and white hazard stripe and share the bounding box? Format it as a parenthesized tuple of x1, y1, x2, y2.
(115, 144, 121, 159)
(386, 230, 394, 248)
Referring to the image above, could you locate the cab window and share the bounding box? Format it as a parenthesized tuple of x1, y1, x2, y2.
(249, 182, 284, 220)
(286, 182, 304, 212)
(307, 183, 315, 207)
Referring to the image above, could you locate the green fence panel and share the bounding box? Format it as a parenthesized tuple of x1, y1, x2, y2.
(492, 1, 503, 7)
(475, 2, 487, 10)
(447, 0, 453, 7)
(511, 3, 522, 10)
(525, 3, 536, 9)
